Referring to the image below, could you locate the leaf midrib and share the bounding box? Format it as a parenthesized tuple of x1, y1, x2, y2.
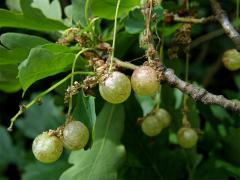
(87, 105, 115, 180)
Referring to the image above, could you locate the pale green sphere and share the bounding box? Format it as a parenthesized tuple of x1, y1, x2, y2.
(99, 71, 131, 104)
(131, 66, 159, 96)
(63, 121, 89, 150)
(32, 132, 63, 163)
(154, 108, 171, 128)
(222, 49, 240, 71)
(141, 115, 163, 137)
(177, 127, 198, 149)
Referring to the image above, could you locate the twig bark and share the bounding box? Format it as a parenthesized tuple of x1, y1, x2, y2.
(114, 58, 137, 70)
(210, 0, 240, 51)
(162, 68, 240, 112)
(190, 29, 224, 49)
(173, 15, 216, 24)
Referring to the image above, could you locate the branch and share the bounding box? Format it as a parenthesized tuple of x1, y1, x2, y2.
(162, 68, 240, 112)
(114, 58, 137, 70)
(173, 15, 216, 24)
(190, 29, 224, 49)
(210, 0, 240, 51)
(115, 59, 240, 112)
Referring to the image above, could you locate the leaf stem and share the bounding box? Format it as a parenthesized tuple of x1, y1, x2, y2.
(8, 71, 95, 131)
(67, 48, 93, 116)
(85, 0, 90, 25)
(108, 0, 121, 73)
(186, 0, 189, 10)
(237, 0, 239, 20)
(182, 50, 190, 126)
(156, 85, 162, 109)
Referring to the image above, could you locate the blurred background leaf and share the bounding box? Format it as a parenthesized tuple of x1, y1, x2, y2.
(0, 0, 66, 30)
(16, 95, 64, 138)
(18, 46, 74, 93)
(31, 0, 62, 21)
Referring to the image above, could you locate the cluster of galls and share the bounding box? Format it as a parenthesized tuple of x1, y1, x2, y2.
(32, 119, 89, 163)
(168, 23, 192, 60)
(97, 61, 198, 148)
(99, 62, 161, 104)
(140, 108, 171, 137)
(140, 108, 198, 149)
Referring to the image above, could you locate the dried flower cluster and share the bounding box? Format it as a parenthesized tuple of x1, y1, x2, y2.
(168, 23, 192, 60)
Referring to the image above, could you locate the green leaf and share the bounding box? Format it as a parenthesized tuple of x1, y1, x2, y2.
(152, 5, 164, 23)
(210, 105, 234, 122)
(22, 158, 70, 180)
(60, 103, 126, 180)
(162, 1, 180, 12)
(0, 0, 66, 30)
(31, 0, 62, 20)
(135, 94, 155, 116)
(224, 89, 240, 99)
(115, 32, 138, 58)
(64, 5, 74, 27)
(0, 48, 29, 65)
(0, 33, 50, 49)
(161, 85, 182, 130)
(0, 177, 8, 180)
(0, 33, 50, 67)
(90, 0, 140, 19)
(187, 98, 200, 128)
(125, 9, 144, 34)
(6, 0, 21, 12)
(71, 0, 87, 26)
(0, 126, 17, 172)
(16, 95, 65, 138)
(216, 159, 240, 177)
(73, 90, 96, 132)
(201, 122, 219, 151)
(234, 74, 240, 90)
(222, 128, 240, 165)
(18, 46, 75, 92)
(0, 64, 21, 93)
(193, 158, 230, 180)
(183, 148, 203, 177)
(41, 43, 76, 53)
(173, 88, 183, 109)
(162, 23, 182, 36)
(156, 150, 188, 180)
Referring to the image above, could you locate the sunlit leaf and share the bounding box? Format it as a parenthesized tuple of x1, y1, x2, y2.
(18, 46, 74, 93)
(0, 0, 66, 30)
(90, 0, 140, 19)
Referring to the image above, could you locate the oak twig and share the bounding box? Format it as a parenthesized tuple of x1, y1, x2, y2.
(114, 58, 138, 70)
(210, 0, 240, 51)
(162, 68, 240, 112)
(173, 15, 216, 24)
(190, 29, 224, 49)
